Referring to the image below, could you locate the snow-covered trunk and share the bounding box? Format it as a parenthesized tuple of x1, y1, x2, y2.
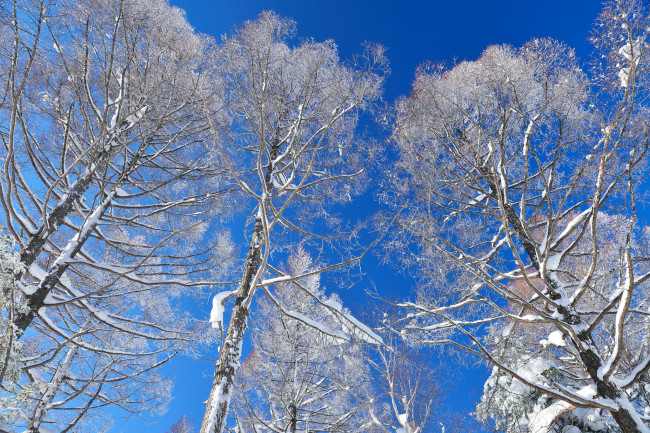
(580, 351, 647, 433)
(200, 215, 263, 433)
(200, 141, 280, 433)
(20, 168, 95, 272)
(14, 126, 148, 339)
(14, 191, 115, 337)
(27, 327, 84, 432)
(18, 122, 138, 277)
(481, 168, 648, 433)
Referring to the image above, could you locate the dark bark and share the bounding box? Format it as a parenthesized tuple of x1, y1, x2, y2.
(478, 166, 646, 433)
(200, 140, 280, 433)
(18, 127, 126, 275)
(14, 195, 112, 336)
(290, 403, 297, 433)
(14, 126, 145, 339)
(200, 214, 263, 433)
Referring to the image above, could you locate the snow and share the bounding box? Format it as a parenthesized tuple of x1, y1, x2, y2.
(618, 37, 645, 88)
(540, 330, 566, 347)
(527, 400, 571, 433)
(284, 309, 349, 342)
(574, 408, 606, 431)
(121, 106, 148, 130)
(205, 376, 231, 432)
(14, 212, 36, 234)
(546, 253, 562, 271)
(324, 298, 384, 345)
(94, 310, 109, 323)
(203, 326, 245, 433)
(210, 290, 234, 328)
(29, 263, 47, 281)
(470, 193, 486, 206)
(46, 192, 114, 282)
(576, 384, 597, 399)
(615, 396, 650, 433)
(259, 275, 292, 286)
(619, 66, 632, 88)
(620, 37, 644, 61)
(59, 271, 72, 290)
(522, 115, 540, 157)
(552, 208, 591, 249)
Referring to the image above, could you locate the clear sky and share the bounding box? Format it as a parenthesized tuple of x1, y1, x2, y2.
(173, 0, 604, 104)
(119, 1, 606, 431)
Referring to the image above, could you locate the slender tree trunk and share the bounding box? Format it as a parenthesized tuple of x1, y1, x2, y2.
(200, 215, 263, 433)
(27, 331, 83, 432)
(13, 133, 147, 339)
(19, 125, 133, 276)
(201, 140, 280, 433)
(14, 192, 115, 336)
(290, 403, 297, 433)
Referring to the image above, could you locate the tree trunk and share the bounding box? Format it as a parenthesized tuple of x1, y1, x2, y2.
(19, 125, 131, 276)
(14, 131, 147, 339)
(200, 215, 264, 433)
(201, 139, 280, 433)
(480, 166, 649, 433)
(27, 333, 82, 432)
(290, 403, 297, 433)
(14, 192, 114, 337)
(579, 350, 648, 433)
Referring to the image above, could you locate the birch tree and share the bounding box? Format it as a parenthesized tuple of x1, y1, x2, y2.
(388, 0, 650, 431)
(200, 12, 386, 433)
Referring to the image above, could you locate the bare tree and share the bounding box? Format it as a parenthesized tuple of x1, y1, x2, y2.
(0, 0, 230, 430)
(366, 323, 444, 433)
(387, 1, 650, 432)
(200, 12, 387, 433)
(230, 249, 380, 433)
(166, 415, 196, 433)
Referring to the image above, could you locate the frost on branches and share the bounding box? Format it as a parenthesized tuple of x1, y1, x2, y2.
(0, 0, 225, 430)
(0, 235, 32, 425)
(388, 1, 650, 432)
(230, 249, 381, 433)
(200, 12, 386, 433)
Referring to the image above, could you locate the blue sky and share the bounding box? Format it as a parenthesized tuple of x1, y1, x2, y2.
(174, 0, 603, 103)
(119, 1, 607, 431)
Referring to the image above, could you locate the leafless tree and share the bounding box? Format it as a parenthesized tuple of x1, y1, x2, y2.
(366, 322, 445, 433)
(200, 12, 387, 433)
(166, 415, 196, 433)
(0, 0, 230, 430)
(387, 0, 650, 431)
(229, 249, 381, 433)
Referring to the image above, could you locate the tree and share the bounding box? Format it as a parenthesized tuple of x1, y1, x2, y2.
(388, 0, 650, 431)
(367, 320, 445, 433)
(0, 0, 228, 430)
(0, 235, 29, 426)
(230, 249, 380, 433)
(166, 415, 196, 433)
(200, 12, 387, 433)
